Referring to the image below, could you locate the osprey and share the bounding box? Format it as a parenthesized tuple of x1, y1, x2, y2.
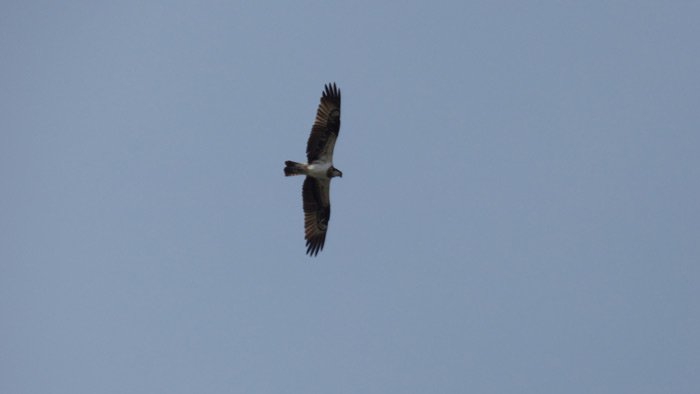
(284, 83, 342, 256)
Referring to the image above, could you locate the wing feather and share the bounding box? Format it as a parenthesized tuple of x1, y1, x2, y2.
(302, 177, 331, 256)
(306, 83, 341, 163)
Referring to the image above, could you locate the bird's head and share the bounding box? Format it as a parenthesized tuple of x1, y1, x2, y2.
(331, 167, 343, 178)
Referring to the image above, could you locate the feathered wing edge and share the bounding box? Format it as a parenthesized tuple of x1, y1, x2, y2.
(306, 83, 341, 163)
(302, 177, 330, 256)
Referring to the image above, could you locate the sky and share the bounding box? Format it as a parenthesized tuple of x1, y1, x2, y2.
(2, 1, 699, 393)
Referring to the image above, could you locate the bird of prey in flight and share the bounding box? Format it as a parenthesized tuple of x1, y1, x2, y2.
(284, 83, 342, 256)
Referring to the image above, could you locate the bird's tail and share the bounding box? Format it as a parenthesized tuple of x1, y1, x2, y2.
(284, 161, 307, 176)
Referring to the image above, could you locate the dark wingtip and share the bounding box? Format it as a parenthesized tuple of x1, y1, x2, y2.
(323, 82, 340, 100)
(306, 241, 320, 256)
(305, 237, 325, 257)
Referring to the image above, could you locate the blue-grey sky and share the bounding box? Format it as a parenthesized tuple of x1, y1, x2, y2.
(2, 2, 699, 393)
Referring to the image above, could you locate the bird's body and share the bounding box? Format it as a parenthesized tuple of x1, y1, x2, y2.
(284, 83, 342, 256)
(306, 162, 333, 178)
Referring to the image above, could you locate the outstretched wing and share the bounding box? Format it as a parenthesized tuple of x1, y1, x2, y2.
(302, 176, 331, 256)
(306, 83, 341, 163)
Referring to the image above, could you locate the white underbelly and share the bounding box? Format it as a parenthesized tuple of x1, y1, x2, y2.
(307, 162, 331, 178)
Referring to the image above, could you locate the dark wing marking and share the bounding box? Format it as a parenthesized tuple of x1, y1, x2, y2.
(306, 83, 341, 163)
(302, 176, 331, 256)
